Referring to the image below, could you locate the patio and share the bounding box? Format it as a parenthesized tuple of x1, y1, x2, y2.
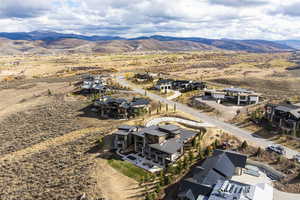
(117, 150, 164, 173)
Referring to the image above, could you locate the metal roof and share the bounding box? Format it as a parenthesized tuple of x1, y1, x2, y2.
(223, 88, 253, 93)
(114, 130, 130, 136)
(275, 104, 300, 118)
(144, 129, 168, 137)
(150, 138, 182, 154)
(201, 153, 235, 178)
(213, 150, 247, 168)
(159, 124, 180, 132)
(118, 125, 135, 131)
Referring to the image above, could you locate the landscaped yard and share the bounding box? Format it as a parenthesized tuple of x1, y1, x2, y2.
(107, 158, 150, 182)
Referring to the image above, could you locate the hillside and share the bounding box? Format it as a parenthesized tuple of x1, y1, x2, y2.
(276, 40, 300, 50)
(0, 31, 295, 55)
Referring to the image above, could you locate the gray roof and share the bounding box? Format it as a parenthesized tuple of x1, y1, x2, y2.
(179, 150, 248, 199)
(150, 137, 182, 154)
(213, 150, 247, 168)
(223, 88, 252, 93)
(114, 130, 130, 136)
(179, 129, 198, 143)
(275, 104, 300, 119)
(144, 129, 168, 137)
(159, 124, 180, 132)
(193, 168, 227, 187)
(130, 98, 150, 107)
(118, 125, 135, 131)
(201, 153, 235, 178)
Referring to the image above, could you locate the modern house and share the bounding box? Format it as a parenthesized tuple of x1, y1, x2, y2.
(265, 103, 300, 136)
(172, 80, 207, 92)
(133, 73, 154, 83)
(178, 150, 248, 199)
(81, 74, 108, 93)
(113, 124, 198, 167)
(204, 87, 260, 105)
(155, 79, 173, 93)
(206, 180, 273, 200)
(94, 96, 150, 119)
(155, 79, 206, 93)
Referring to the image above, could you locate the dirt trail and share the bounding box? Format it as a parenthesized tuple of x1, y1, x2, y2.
(91, 158, 144, 200)
(0, 127, 103, 163)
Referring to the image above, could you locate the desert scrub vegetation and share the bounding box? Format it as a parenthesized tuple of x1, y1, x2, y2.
(0, 133, 103, 200)
(107, 158, 150, 182)
(0, 100, 86, 156)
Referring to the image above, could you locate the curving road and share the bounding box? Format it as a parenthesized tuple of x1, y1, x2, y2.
(146, 116, 215, 128)
(115, 75, 298, 159)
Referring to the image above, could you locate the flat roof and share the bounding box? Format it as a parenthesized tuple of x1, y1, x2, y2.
(150, 138, 182, 154)
(118, 125, 135, 130)
(159, 124, 180, 132)
(223, 88, 253, 93)
(144, 129, 168, 137)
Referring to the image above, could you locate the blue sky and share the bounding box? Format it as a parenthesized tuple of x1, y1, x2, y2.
(0, 0, 300, 40)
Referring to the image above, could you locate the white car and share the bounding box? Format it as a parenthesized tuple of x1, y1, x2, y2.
(293, 154, 300, 163)
(266, 144, 286, 155)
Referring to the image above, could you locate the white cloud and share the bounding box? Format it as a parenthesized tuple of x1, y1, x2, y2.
(0, 0, 299, 40)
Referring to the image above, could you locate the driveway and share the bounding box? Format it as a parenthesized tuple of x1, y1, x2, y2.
(115, 75, 298, 159)
(146, 116, 214, 128)
(195, 97, 244, 121)
(167, 90, 181, 100)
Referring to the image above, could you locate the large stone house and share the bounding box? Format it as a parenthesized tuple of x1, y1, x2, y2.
(81, 74, 108, 93)
(178, 150, 247, 199)
(265, 103, 300, 136)
(177, 150, 273, 200)
(113, 124, 198, 167)
(94, 96, 150, 119)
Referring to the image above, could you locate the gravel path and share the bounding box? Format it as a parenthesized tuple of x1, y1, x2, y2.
(146, 116, 214, 128)
(166, 90, 181, 100)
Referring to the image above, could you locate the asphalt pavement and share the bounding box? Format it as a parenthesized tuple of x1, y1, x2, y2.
(116, 75, 299, 159)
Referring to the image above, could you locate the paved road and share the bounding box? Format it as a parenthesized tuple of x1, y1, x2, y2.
(166, 90, 182, 100)
(146, 117, 215, 128)
(116, 76, 299, 159)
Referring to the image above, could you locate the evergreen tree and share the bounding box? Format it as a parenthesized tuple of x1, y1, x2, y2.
(204, 146, 213, 156)
(240, 140, 248, 150)
(192, 138, 197, 148)
(256, 147, 262, 157)
(188, 151, 194, 163)
(164, 175, 172, 185)
(183, 156, 189, 169)
(155, 183, 161, 193)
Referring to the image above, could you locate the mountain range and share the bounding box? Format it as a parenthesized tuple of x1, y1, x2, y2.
(0, 31, 298, 55)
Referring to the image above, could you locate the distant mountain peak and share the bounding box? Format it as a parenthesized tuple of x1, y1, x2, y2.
(0, 31, 296, 54)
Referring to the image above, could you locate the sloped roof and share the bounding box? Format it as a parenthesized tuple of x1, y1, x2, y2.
(213, 150, 247, 168)
(130, 98, 150, 107)
(201, 153, 235, 178)
(179, 150, 248, 199)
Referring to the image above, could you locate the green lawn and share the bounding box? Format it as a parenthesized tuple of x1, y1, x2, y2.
(107, 159, 150, 182)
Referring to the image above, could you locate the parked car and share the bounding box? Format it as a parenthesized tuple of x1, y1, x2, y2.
(266, 144, 286, 155)
(293, 154, 300, 163)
